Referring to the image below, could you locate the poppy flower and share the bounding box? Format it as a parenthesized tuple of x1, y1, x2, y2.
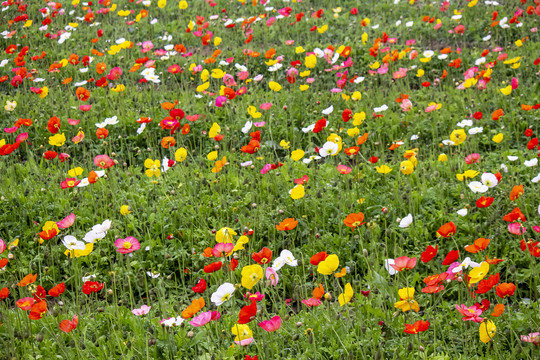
(115, 237, 140, 254)
(0, 287, 9, 300)
(343, 212, 366, 229)
(29, 301, 47, 320)
(203, 261, 222, 273)
(252, 247, 272, 265)
(301, 298, 322, 307)
(191, 279, 207, 294)
(479, 320, 496, 343)
(476, 196, 494, 208)
(275, 218, 298, 231)
(82, 281, 104, 295)
(403, 320, 430, 334)
(310, 252, 328, 265)
(503, 207, 526, 222)
(17, 273, 37, 287)
(181, 297, 205, 319)
(442, 250, 459, 266)
(47, 116, 61, 134)
(495, 283, 516, 298)
(509, 185, 524, 201)
(16, 297, 35, 311)
(421, 245, 438, 263)
(241, 264, 263, 289)
(211, 283, 235, 306)
(238, 300, 257, 324)
(48, 283, 65, 297)
(59, 315, 78, 332)
(390, 256, 417, 271)
(317, 254, 339, 275)
(394, 287, 419, 312)
(437, 222, 456, 237)
(491, 304, 505, 317)
(465, 238, 491, 253)
(259, 316, 282, 332)
(93, 154, 114, 169)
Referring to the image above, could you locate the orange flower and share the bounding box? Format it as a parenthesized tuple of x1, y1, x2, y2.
(96, 62, 107, 74)
(509, 185, 524, 201)
(343, 212, 366, 229)
(275, 218, 298, 231)
(17, 273, 37, 287)
(29, 300, 47, 320)
(356, 133, 369, 145)
(485, 255, 504, 265)
(161, 136, 176, 149)
(313, 283, 324, 299)
(491, 108, 504, 120)
(202, 247, 213, 258)
(62, 77, 73, 85)
(436, 222, 456, 238)
(88, 170, 99, 184)
(76, 87, 90, 101)
(465, 238, 490, 253)
(181, 297, 205, 319)
(491, 304, 505, 317)
(495, 283, 516, 298)
(334, 267, 347, 278)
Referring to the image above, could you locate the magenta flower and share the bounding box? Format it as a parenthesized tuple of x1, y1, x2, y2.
(260, 103, 272, 110)
(265, 267, 279, 286)
(189, 311, 212, 327)
(115, 236, 140, 254)
(520, 332, 539, 345)
(94, 154, 114, 169)
(0, 238, 5, 254)
(245, 292, 265, 302)
(508, 222, 526, 235)
(211, 242, 234, 257)
(465, 153, 480, 164)
(215, 95, 228, 107)
(455, 304, 484, 323)
(57, 213, 76, 229)
(259, 316, 282, 332)
(16, 132, 28, 143)
(132, 305, 151, 316)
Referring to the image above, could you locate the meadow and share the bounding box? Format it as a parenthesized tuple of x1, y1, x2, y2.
(0, 0, 540, 359)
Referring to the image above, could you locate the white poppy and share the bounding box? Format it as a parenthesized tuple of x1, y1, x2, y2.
(211, 283, 236, 306)
(399, 214, 413, 228)
(468, 181, 488, 193)
(481, 173, 498, 188)
(62, 235, 86, 250)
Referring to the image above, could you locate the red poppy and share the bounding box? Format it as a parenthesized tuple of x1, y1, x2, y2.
(191, 279, 207, 293)
(229, 258, 239, 271)
(525, 129, 533, 137)
(310, 252, 328, 265)
(421, 285, 445, 294)
(252, 247, 273, 265)
(503, 207, 526, 222)
(82, 281, 104, 295)
(421, 245, 438, 263)
(0, 287, 9, 300)
(0, 259, 7, 269)
(59, 315, 78, 333)
(313, 118, 327, 133)
(33, 285, 47, 302)
(476, 196, 494, 208)
(403, 320, 430, 334)
(474, 299, 490, 312)
(476, 273, 499, 294)
(43, 150, 58, 160)
(47, 116, 61, 134)
(48, 282, 65, 297)
(203, 261, 222, 273)
(237, 300, 257, 324)
(29, 300, 47, 320)
(473, 112, 483, 120)
(441, 250, 459, 265)
(342, 109, 352, 122)
(96, 128, 109, 139)
(436, 222, 456, 238)
(495, 283, 516, 298)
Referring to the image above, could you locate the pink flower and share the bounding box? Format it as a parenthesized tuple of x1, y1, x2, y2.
(215, 95, 228, 107)
(115, 236, 140, 254)
(390, 256, 417, 271)
(60, 178, 81, 189)
(140, 41, 154, 53)
(265, 267, 279, 286)
(67, 118, 80, 125)
(254, 121, 265, 127)
(301, 298, 321, 307)
(211, 242, 234, 257)
(260, 103, 272, 110)
(393, 67, 408, 79)
(508, 222, 526, 235)
(189, 311, 212, 327)
(259, 316, 282, 332)
(94, 154, 114, 169)
(245, 292, 265, 301)
(400, 99, 413, 112)
(454, 25, 465, 34)
(520, 332, 540, 345)
(455, 304, 484, 323)
(465, 153, 480, 164)
(234, 337, 254, 346)
(107, 67, 122, 81)
(4, 126, 19, 133)
(511, 77, 519, 90)
(57, 213, 75, 229)
(79, 105, 92, 111)
(132, 305, 151, 316)
(285, 40, 295, 45)
(337, 165, 352, 174)
(0, 238, 5, 254)
(16, 132, 28, 143)
(59, 153, 70, 162)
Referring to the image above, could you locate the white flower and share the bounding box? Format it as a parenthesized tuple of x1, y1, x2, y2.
(235, 63, 247, 72)
(423, 50, 434, 58)
(319, 141, 339, 157)
(468, 181, 488, 193)
(62, 235, 86, 250)
(268, 63, 282, 72)
(452, 257, 479, 273)
(410, 135, 419, 141)
(399, 214, 413, 228)
(137, 123, 147, 135)
(524, 158, 538, 167)
(442, 140, 455, 146)
(321, 105, 334, 115)
(160, 316, 184, 327)
(74, 81, 88, 87)
(144, 74, 161, 83)
(532, 174, 540, 183)
(507, 156, 519, 161)
(457, 209, 468, 217)
(162, 156, 170, 173)
(82, 274, 96, 282)
(500, 163, 508, 173)
(384, 259, 397, 276)
(406, 21, 414, 27)
(374, 104, 388, 112)
(146, 271, 160, 279)
(140, 68, 155, 77)
(211, 283, 236, 306)
(468, 127, 483, 135)
(104, 116, 119, 125)
(83, 230, 106, 243)
(481, 173, 498, 188)
(77, 178, 90, 187)
(92, 220, 112, 233)
(457, 119, 473, 128)
(241, 121, 253, 134)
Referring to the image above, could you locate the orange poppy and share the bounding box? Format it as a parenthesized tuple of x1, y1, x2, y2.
(96, 62, 107, 74)
(62, 77, 73, 85)
(313, 283, 324, 299)
(88, 170, 99, 184)
(275, 218, 298, 231)
(491, 108, 504, 120)
(509, 185, 524, 201)
(436, 222, 456, 238)
(356, 133, 369, 145)
(343, 212, 366, 229)
(491, 304, 505, 317)
(202, 247, 213, 258)
(17, 273, 37, 287)
(465, 238, 490, 253)
(96, 128, 109, 139)
(29, 301, 47, 320)
(485, 256, 504, 265)
(310, 252, 328, 265)
(181, 297, 205, 319)
(76, 87, 90, 101)
(334, 267, 347, 278)
(161, 136, 176, 149)
(161, 101, 178, 110)
(495, 283, 516, 298)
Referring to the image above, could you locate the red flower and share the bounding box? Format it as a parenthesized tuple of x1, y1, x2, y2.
(252, 247, 273, 265)
(310, 252, 328, 265)
(403, 320, 430, 334)
(191, 279, 207, 293)
(421, 285, 445, 294)
(474, 299, 490, 312)
(476, 273, 499, 294)
(421, 245, 438, 263)
(47, 116, 61, 134)
(59, 315, 78, 333)
(48, 282, 65, 297)
(437, 222, 456, 237)
(342, 109, 352, 122)
(82, 281, 104, 295)
(495, 282, 516, 298)
(229, 258, 239, 271)
(525, 129, 533, 137)
(473, 112, 483, 120)
(29, 300, 47, 320)
(203, 261, 222, 273)
(442, 250, 459, 265)
(43, 150, 58, 160)
(33, 285, 47, 301)
(503, 207, 526, 222)
(237, 300, 257, 324)
(313, 118, 327, 133)
(476, 196, 494, 208)
(0, 287, 9, 300)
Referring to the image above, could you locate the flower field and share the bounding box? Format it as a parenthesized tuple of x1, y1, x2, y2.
(1, 0, 540, 358)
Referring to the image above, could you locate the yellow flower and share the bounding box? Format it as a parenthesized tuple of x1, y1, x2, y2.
(376, 165, 392, 174)
(279, 140, 290, 149)
(213, 36, 221, 46)
(295, 46, 305, 54)
(499, 85, 512, 96)
(120, 205, 131, 215)
(347, 127, 360, 137)
(400, 160, 414, 175)
(416, 69, 424, 77)
(351, 91, 362, 101)
(450, 129, 466, 145)
(4, 100, 16, 111)
(158, 0, 166, 8)
(317, 254, 339, 275)
(231, 324, 253, 342)
(39, 87, 49, 98)
(216, 227, 237, 243)
(200, 69, 209, 82)
(305, 54, 317, 68)
(68, 167, 84, 177)
(269, 81, 282, 92)
(64, 242, 94, 258)
(211, 69, 225, 79)
(241, 264, 263, 289)
(479, 320, 496, 343)
(394, 287, 420, 312)
(196, 82, 209, 92)
(468, 262, 489, 285)
(492, 133, 503, 143)
(178, 0, 188, 9)
(438, 154, 448, 162)
(338, 283, 353, 306)
(456, 170, 479, 181)
(111, 84, 125, 92)
(175, 147, 187, 162)
(208, 122, 221, 138)
(49, 133, 66, 147)
(352, 112, 365, 125)
(207, 151, 218, 161)
(247, 105, 262, 118)
(317, 25, 328, 33)
(290, 184, 305, 200)
(299, 85, 309, 91)
(232, 235, 249, 252)
(291, 149, 304, 161)
(144, 159, 161, 178)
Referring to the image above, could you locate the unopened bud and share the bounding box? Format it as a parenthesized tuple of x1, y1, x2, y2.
(187, 331, 194, 338)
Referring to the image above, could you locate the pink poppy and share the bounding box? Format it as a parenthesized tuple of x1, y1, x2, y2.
(0, 238, 5, 254)
(465, 153, 480, 164)
(260, 164, 272, 175)
(254, 121, 265, 127)
(67, 118, 80, 125)
(59, 153, 70, 162)
(259, 316, 282, 332)
(93, 154, 114, 169)
(132, 305, 151, 316)
(260, 103, 272, 110)
(455, 304, 484, 323)
(16, 132, 28, 143)
(301, 298, 321, 307)
(106, 67, 122, 81)
(245, 292, 265, 302)
(167, 64, 182, 74)
(57, 213, 75, 229)
(115, 236, 140, 254)
(337, 165, 352, 174)
(4, 126, 19, 133)
(508, 222, 526, 235)
(265, 267, 279, 286)
(79, 105, 92, 111)
(454, 25, 465, 34)
(189, 311, 212, 327)
(16, 297, 35, 311)
(400, 99, 412, 112)
(215, 96, 228, 107)
(390, 256, 417, 271)
(211, 242, 234, 257)
(520, 332, 540, 345)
